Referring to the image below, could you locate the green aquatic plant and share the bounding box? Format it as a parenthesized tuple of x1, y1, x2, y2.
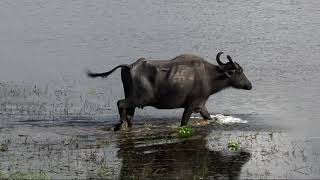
(177, 126, 193, 138)
(228, 140, 240, 151)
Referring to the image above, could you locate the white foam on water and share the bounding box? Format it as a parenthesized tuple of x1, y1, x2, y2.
(191, 114, 247, 124)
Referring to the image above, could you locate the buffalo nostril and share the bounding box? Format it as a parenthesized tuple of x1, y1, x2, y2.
(246, 83, 252, 90)
(243, 83, 252, 90)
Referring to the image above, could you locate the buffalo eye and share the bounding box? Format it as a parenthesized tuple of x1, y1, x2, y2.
(225, 70, 235, 77)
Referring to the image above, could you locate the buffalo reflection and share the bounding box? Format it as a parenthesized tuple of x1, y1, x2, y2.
(117, 129, 251, 179)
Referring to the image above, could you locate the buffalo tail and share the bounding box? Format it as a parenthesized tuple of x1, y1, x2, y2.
(87, 64, 130, 78)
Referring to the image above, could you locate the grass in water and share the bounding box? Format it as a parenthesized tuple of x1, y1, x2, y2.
(177, 126, 193, 138)
(96, 139, 111, 148)
(96, 163, 110, 178)
(0, 171, 49, 180)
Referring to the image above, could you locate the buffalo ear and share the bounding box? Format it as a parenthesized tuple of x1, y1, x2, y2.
(217, 66, 225, 72)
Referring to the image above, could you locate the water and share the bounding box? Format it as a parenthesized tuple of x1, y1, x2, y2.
(0, 0, 320, 179)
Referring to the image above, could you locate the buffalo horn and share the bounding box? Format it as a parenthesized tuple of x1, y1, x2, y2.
(227, 55, 238, 69)
(216, 52, 225, 66)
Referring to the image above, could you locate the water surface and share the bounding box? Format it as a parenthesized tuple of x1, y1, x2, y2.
(0, 0, 320, 179)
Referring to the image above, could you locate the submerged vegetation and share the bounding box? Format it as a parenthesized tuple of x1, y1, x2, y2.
(0, 170, 49, 180)
(0, 144, 8, 152)
(0, 81, 113, 118)
(96, 163, 111, 179)
(0, 170, 8, 179)
(96, 139, 111, 148)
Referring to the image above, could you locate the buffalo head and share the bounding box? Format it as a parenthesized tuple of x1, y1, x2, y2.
(216, 52, 252, 90)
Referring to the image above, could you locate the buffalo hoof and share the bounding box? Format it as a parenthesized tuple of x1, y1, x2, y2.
(114, 122, 129, 131)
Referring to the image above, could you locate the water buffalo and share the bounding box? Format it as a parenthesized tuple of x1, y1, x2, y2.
(87, 52, 252, 131)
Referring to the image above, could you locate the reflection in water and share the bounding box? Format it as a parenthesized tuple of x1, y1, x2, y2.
(117, 129, 251, 179)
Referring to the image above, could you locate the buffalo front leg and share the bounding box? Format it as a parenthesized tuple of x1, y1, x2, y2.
(126, 107, 135, 127)
(115, 99, 133, 131)
(181, 106, 193, 126)
(200, 106, 212, 120)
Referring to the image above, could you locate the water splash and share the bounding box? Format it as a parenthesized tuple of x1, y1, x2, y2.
(212, 114, 247, 124)
(191, 114, 247, 124)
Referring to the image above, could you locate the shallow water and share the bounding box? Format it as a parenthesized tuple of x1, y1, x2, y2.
(0, 0, 320, 179)
(1, 115, 319, 179)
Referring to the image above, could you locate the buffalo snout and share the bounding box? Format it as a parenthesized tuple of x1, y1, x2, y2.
(243, 82, 252, 90)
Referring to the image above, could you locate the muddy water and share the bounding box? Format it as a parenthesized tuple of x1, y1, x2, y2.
(1, 0, 320, 179)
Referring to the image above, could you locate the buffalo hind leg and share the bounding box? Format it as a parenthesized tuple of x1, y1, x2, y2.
(200, 106, 212, 120)
(181, 106, 193, 126)
(115, 99, 134, 131)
